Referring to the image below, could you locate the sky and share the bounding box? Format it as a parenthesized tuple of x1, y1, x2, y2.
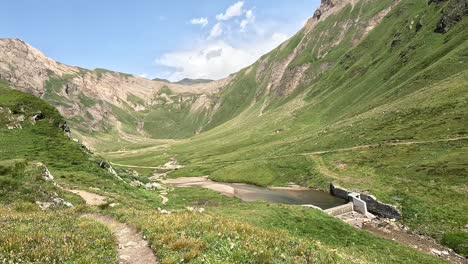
(1, 0, 319, 81)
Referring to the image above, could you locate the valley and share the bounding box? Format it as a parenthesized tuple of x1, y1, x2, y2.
(0, 0, 467, 263)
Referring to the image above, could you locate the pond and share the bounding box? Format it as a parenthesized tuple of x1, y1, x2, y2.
(162, 177, 346, 210)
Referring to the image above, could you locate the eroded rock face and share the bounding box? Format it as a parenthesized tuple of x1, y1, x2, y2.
(432, 0, 468, 33)
(0, 38, 78, 97)
(314, 0, 335, 20)
(0, 38, 230, 136)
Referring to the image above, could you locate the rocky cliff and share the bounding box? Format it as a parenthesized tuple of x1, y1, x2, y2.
(0, 38, 234, 138)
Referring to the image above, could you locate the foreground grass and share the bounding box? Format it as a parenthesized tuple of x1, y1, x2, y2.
(0, 208, 116, 263)
(93, 186, 444, 264)
(119, 211, 344, 264)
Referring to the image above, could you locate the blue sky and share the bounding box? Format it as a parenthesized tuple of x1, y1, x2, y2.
(2, 0, 319, 81)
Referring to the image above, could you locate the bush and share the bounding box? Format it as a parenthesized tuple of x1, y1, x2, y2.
(442, 232, 468, 257)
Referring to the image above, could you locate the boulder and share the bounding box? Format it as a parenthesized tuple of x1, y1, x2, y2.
(32, 112, 45, 121)
(131, 180, 144, 187)
(144, 182, 165, 191)
(59, 122, 71, 133)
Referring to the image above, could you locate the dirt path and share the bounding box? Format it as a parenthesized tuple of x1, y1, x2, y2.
(65, 189, 107, 206)
(363, 222, 467, 264)
(110, 163, 162, 169)
(67, 189, 158, 264)
(302, 136, 468, 156)
(106, 136, 468, 170)
(84, 214, 158, 264)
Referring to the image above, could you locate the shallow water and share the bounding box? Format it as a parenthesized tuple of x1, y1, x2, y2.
(229, 184, 347, 209)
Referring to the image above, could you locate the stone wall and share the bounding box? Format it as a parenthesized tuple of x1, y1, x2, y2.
(329, 183, 402, 219)
(330, 183, 350, 200)
(325, 202, 354, 216)
(360, 194, 401, 219)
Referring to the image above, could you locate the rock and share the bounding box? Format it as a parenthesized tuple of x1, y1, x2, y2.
(144, 182, 165, 191)
(157, 160, 184, 170)
(149, 173, 167, 182)
(59, 122, 71, 133)
(157, 208, 171, 214)
(98, 160, 109, 169)
(433, 0, 468, 33)
(313, 0, 335, 20)
(431, 249, 443, 257)
(36, 201, 54, 210)
(109, 203, 119, 208)
(32, 112, 45, 121)
(42, 167, 55, 181)
(130, 180, 144, 187)
(185, 207, 205, 213)
(36, 196, 73, 210)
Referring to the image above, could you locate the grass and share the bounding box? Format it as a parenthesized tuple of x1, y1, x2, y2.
(0, 208, 116, 263)
(103, 186, 445, 264)
(94, 68, 133, 79)
(118, 211, 344, 263)
(127, 93, 146, 106)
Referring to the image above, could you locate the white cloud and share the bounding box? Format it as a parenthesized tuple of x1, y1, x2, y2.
(190, 17, 209, 27)
(240, 9, 255, 31)
(155, 33, 289, 81)
(216, 1, 244, 21)
(209, 23, 223, 39)
(138, 73, 148, 78)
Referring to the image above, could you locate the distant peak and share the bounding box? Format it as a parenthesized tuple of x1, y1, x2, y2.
(175, 78, 213, 85)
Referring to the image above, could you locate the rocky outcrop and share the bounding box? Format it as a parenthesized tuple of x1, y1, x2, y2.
(432, 0, 468, 33)
(313, 0, 335, 20)
(0, 39, 78, 97)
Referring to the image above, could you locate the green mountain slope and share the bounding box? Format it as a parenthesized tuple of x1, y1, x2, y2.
(0, 83, 446, 263)
(102, 0, 468, 256)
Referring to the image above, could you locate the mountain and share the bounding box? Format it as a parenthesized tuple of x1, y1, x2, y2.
(175, 78, 214, 85)
(1, 0, 467, 259)
(0, 38, 232, 142)
(152, 78, 171, 83)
